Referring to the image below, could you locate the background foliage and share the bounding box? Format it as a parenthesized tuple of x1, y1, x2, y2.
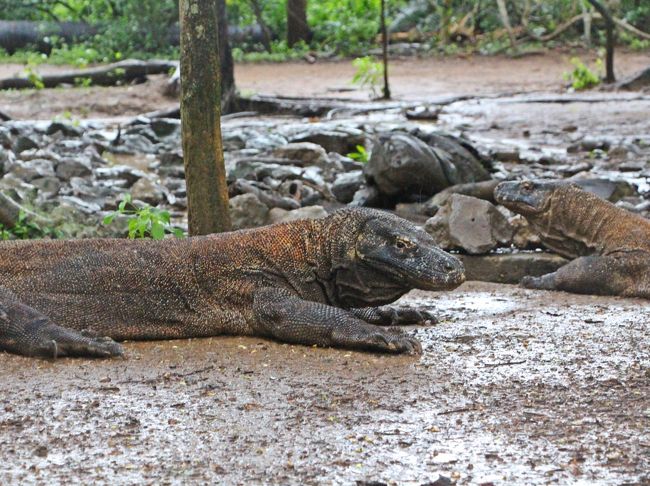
(0, 0, 648, 61)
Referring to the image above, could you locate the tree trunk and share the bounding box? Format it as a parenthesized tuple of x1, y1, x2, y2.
(380, 0, 390, 99)
(217, 0, 237, 113)
(179, 0, 231, 235)
(248, 0, 273, 52)
(587, 0, 615, 83)
(496, 0, 518, 52)
(287, 0, 309, 47)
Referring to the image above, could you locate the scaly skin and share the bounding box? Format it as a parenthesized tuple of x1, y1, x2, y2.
(494, 180, 650, 299)
(0, 208, 465, 358)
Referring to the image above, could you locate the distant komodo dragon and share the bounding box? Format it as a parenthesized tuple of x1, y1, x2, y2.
(0, 208, 465, 358)
(494, 180, 650, 299)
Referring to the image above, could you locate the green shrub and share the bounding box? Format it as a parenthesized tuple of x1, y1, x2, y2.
(103, 194, 185, 240)
(563, 57, 601, 90)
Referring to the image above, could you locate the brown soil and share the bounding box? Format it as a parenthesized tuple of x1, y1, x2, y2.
(0, 49, 648, 120)
(1, 282, 648, 484)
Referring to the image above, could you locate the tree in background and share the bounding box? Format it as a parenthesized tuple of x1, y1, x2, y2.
(286, 0, 309, 47)
(179, 0, 231, 235)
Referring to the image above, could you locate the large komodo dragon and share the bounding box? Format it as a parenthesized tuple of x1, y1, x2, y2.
(0, 207, 465, 358)
(495, 180, 650, 298)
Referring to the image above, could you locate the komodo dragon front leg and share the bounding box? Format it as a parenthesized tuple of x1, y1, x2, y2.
(252, 288, 422, 354)
(521, 253, 650, 298)
(0, 287, 123, 358)
(350, 306, 438, 326)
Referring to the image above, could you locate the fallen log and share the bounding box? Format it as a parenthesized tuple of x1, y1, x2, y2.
(0, 59, 178, 90)
(0, 20, 270, 54)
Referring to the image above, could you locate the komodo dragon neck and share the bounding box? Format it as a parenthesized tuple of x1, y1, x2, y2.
(532, 186, 650, 258)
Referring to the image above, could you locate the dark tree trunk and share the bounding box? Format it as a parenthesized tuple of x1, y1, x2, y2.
(217, 0, 237, 113)
(287, 0, 309, 47)
(380, 0, 390, 99)
(248, 0, 273, 52)
(179, 0, 231, 235)
(587, 0, 616, 83)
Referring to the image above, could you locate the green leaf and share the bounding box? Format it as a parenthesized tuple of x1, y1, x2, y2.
(103, 214, 115, 225)
(151, 222, 165, 240)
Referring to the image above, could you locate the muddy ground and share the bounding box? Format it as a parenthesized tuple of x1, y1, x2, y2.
(1, 50, 650, 484)
(1, 282, 648, 484)
(0, 49, 649, 120)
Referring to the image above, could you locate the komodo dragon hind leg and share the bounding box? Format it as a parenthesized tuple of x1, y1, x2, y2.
(252, 288, 422, 355)
(521, 255, 645, 297)
(350, 306, 438, 326)
(0, 287, 123, 358)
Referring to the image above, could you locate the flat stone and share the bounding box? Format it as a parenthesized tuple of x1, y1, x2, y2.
(229, 193, 269, 230)
(425, 194, 513, 254)
(459, 252, 568, 284)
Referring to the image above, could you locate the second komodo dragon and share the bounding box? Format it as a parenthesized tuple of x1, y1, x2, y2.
(495, 179, 650, 298)
(0, 207, 465, 358)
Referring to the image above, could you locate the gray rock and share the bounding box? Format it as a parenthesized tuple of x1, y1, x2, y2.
(291, 128, 365, 154)
(331, 170, 364, 203)
(245, 133, 288, 150)
(571, 178, 636, 202)
(268, 205, 328, 224)
(58, 196, 102, 214)
(13, 135, 39, 154)
(271, 142, 329, 168)
(0, 126, 12, 148)
(32, 176, 62, 199)
(56, 156, 92, 180)
(96, 165, 148, 187)
(425, 194, 513, 254)
(131, 177, 165, 205)
(46, 121, 83, 137)
(150, 118, 181, 138)
(229, 193, 269, 230)
(10, 158, 55, 181)
(329, 152, 363, 172)
(459, 252, 568, 284)
(365, 131, 491, 202)
(0, 146, 15, 175)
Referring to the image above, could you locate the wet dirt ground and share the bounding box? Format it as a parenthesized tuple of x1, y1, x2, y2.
(1, 282, 648, 485)
(0, 49, 649, 120)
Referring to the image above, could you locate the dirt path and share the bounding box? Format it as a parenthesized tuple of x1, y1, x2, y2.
(1, 282, 648, 484)
(0, 50, 648, 120)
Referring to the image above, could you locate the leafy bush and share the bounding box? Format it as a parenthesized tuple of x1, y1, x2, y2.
(103, 194, 184, 240)
(564, 57, 601, 90)
(346, 144, 369, 163)
(351, 56, 383, 97)
(0, 211, 62, 240)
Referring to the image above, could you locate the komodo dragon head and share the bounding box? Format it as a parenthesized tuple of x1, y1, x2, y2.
(494, 179, 569, 216)
(329, 208, 465, 307)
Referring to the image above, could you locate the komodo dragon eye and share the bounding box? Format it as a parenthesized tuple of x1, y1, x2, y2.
(521, 181, 533, 191)
(394, 238, 413, 250)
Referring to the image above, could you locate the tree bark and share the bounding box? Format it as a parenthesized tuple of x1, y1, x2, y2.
(496, 0, 518, 52)
(587, 0, 615, 83)
(179, 0, 231, 235)
(248, 0, 273, 52)
(217, 0, 236, 113)
(287, 0, 309, 47)
(380, 0, 390, 99)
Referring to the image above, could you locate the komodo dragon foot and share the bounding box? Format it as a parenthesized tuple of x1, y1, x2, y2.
(351, 306, 438, 326)
(253, 288, 422, 355)
(0, 288, 123, 358)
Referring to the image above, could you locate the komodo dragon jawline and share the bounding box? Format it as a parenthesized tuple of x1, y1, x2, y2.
(0, 207, 465, 358)
(494, 180, 650, 299)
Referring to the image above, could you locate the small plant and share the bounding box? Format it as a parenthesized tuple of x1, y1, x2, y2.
(23, 64, 44, 90)
(351, 56, 383, 98)
(0, 211, 61, 240)
(346, 145, 369, 163)
(103, 194, 185, 240)
(74, 76, 93, 87)
(564, 57, 601, 90)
